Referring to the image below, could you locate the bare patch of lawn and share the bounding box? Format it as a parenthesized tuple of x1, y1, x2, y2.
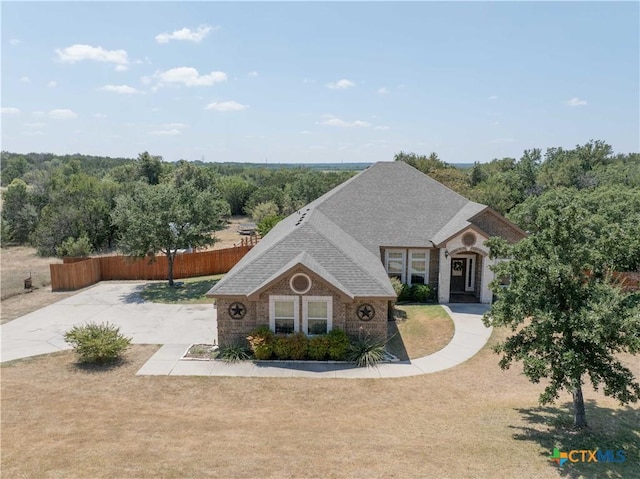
(3, 335, 638, 478)
(1, 246, 60, 299)
(208, 215, 253, 249)
(387, 304, 454, 360)
(0, 246, 72, 323)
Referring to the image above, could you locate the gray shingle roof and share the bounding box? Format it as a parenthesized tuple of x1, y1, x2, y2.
(208, 210, 395, 298)
(314, 161, 475, 253)
(208, 161, 509, 299)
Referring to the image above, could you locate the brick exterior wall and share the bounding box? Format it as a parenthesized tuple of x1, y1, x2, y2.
(216, 268, 389, 347)
(470, 211, 524, 243)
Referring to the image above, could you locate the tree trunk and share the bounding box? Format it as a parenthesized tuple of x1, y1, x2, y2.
(572, 381, 587, 428)
(167, 253, 175, 287)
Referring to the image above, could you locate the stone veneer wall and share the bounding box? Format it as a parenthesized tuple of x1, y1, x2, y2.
(216, 267, 389, 347)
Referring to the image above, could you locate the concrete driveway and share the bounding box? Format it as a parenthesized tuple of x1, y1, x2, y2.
(0, 282, 217, 363)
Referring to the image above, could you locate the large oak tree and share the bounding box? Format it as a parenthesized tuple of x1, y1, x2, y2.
(112, 182, 230, 285)
(484, 189, 640, 428)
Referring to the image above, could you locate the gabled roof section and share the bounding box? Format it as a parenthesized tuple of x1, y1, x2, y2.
(247, 251, 354, 299)
(207, 208, 395, 298)
(431, 202, 488, 246)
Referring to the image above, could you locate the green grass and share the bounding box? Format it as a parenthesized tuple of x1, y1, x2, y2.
(138, 275, 223, 304)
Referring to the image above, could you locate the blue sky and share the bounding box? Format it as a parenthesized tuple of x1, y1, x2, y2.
(2, 1, 638, 164)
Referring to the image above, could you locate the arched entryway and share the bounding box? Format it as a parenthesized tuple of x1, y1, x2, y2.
(449, 252, 482, 303)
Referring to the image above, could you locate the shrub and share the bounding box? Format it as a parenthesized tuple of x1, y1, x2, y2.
(64, 322, 131, 364)
(219, 343, 251, 362)
(273, 334, 293, 360)
(56, 234, 93, 258)
(247, 326, 274, 360)
(390, 277, 403, 297)
(327, 328, 349, 360)
(398, 283, 412, 302)
(348, 337, 386, 368)
(288, 332, 308, 360)
(410, 283, 432, 303)
(308, 335, 330, 360)
(251, 201, 280, 224)
(257, 215, 283, 237)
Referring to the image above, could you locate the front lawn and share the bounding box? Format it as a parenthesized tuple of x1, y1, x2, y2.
(386, 304, 455, 360)
(138, 275, 223, 304)
(2, 340, 638, 478)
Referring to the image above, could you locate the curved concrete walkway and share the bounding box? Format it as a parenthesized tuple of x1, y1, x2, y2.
(137, 304, 492, 378)
(1, 282, 492, 378)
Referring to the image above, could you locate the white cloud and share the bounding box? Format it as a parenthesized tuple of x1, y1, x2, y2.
(22, 130, 44, 136)
(155, 25, 216, 44)
(55, 44, 128, 66)
(47, 81, 57, 88)
(101, 84, 140, 94)
(10, 38, 21, 46)
(24, 122, 46, 128)
(248, 71, 259, 77)
(48, 109, 78, 120)
(149, 129, 182, 136)
(327, 79, 356, 90)
(303, 78, 315, 84)
(566, 97, 587, 107)
(114, 65, 128, 72)
(205, 101, 248, 112)
(1, 107, 20, 114)
(488, 95, 498, 100)
(377, 87, 388, 94)
(20, 76, 30, 83)
(374, 125, 390, 130)
(157, 67, 227, 87)
(94, 113, 107, 119)
(300, 130, 311, 135)
(318, 115, 370, 128)
(140, 76, 153, 86)
(163, 122, 188, 129)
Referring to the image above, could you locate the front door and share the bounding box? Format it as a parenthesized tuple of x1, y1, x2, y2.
(450, 258, 466, 293)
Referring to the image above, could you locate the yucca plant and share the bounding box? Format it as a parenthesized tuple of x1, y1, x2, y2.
(348, 337, 386, 368)
(219, 343, 251, 362)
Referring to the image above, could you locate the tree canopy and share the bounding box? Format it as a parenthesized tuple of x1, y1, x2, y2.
(111, 182, 230, 285)
(484, 189, 640, 428)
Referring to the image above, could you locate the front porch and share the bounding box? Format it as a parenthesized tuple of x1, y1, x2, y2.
(449, 292, 480, 303)
(437, 229, 495, 305)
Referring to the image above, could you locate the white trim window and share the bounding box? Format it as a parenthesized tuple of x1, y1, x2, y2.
(302, 296, 333, 335)
(269, 295, 299, 334)
(409, 250, 429, 285)
(385, 249, 406, 283)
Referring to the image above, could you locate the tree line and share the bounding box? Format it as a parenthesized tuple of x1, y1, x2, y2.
(2, 140, 638, 262)
(0, 151, 355, 260)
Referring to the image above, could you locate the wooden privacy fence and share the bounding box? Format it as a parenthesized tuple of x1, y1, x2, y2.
(50, 245, 253, 292)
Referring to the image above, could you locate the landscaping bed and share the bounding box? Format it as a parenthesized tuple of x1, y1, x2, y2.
(182, 344, 219, 360)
